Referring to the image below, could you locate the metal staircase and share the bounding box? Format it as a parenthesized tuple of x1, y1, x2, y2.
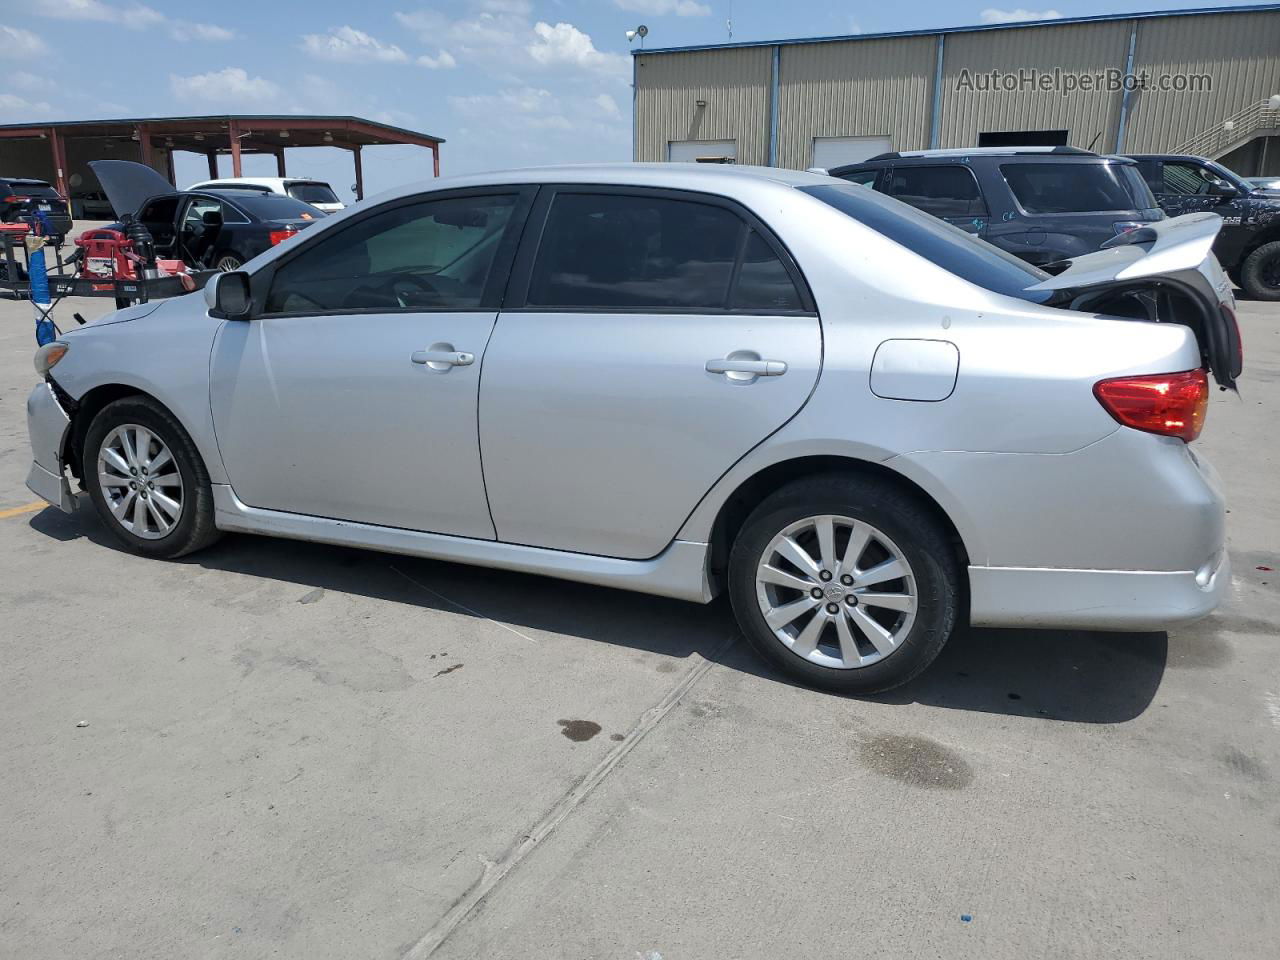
(1170, 98, 1280, 159)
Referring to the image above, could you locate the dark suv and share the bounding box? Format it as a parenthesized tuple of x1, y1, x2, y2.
(0, 177, 73, 242)
(1125, 154, 1280, 300)
(827, 147, 1162, 268)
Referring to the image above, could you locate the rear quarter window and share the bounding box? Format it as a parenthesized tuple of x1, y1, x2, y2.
(232, 194, 324, 221)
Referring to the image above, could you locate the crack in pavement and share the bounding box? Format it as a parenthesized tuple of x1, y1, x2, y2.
(398, 632, 739, 959)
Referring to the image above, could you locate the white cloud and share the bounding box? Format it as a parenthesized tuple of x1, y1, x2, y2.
(0, 93, 54, 117)
(184, 22, 235, 41)
(38, 0, 164, 28)
(528, 22, 629, 76)
(978, 8, 1063, 24)
(0, 26, 48, 57)
(614, 0, 711, 16)
(418, 50, 458, 70)
(594, 93, 620, 115)
(12, 70, 46, 90)
(479, 0, 532, 12)
(170, 67, 281, 105)
(302, 26, 409, 63)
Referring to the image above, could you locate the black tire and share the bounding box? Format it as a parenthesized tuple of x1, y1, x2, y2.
(84, 396, 221, 559)
(214, 254, 243, 272)
(1240, 241, 1280, 301)
(727, 473, 959, 694)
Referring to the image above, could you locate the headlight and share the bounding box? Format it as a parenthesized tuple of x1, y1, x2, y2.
(34, 341, 68, 377)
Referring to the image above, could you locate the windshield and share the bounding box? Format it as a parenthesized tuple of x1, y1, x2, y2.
(799, 183, 1053, 303)
(287, 182, 340, 205)
(229, 193, 325, 222)
(1001, 161, 1156, 214)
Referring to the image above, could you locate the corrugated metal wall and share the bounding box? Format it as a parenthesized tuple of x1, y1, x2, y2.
(632, 9, 1280, 168)
(1122, 10, 1280, 152)
(776, 36, 936, 168)
(937, 20, 1131, 152)
(633, 48, 771, 164)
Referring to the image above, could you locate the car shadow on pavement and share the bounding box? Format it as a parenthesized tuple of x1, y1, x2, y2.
(31, 505, 1167, 723)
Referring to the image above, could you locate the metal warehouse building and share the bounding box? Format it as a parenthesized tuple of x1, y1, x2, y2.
(632, 3, 1280, 175)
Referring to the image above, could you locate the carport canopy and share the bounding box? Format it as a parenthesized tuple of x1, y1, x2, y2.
(0, 115, 444, 203)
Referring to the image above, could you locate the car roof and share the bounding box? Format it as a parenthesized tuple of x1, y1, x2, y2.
(189, 177, 328, 188)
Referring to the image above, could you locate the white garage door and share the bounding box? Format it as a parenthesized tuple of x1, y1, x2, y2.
(811, 136, 893, 170)
(668, 140, 737, 163)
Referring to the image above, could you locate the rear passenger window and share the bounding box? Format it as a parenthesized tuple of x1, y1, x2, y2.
(732, 231, 802, 312)
(527, 192, 806, 313)
(528, 193, 740, 309)
(887, 166, 987, 218)
(840, 170, 879, 188)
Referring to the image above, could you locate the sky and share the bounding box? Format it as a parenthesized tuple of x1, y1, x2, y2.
(0, 0, 1271, 199)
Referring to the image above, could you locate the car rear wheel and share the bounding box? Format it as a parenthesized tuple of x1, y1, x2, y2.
(215, 254, 243, 272)
(84, 396, 221, 559)
(1240, 241, 1280, 301)
(728, 474, 958, 694)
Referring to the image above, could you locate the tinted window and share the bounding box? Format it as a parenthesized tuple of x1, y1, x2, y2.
(528, 193, 741, 309)
(1136, 160, 1163, 193)
(887, 165, 987, 218)
(1001, 162, 1152, 213)
(732, 231, 802, 312)
(265, 194, 517, 314)
(138, 196, 178, 225)
(288, 182, 340, 205)
(183, 197, 224, 226)
(230, 193, 324, 222)
(1161, 161, 1220, 196)
(9, 182, 58, 199)
(839, 169, 879, 188)
(800, 183, 1053, 304)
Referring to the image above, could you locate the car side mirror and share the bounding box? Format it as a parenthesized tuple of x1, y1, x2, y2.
(1208, 179, 1238, 197)
(204, 271, 252, 319)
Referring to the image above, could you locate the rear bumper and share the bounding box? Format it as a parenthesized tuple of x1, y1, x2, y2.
(25, 381, 77, 514)
(969, 548, 1229, 630)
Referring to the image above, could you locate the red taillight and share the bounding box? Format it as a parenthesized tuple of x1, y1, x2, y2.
(1093, 369, 1209, 443)
(2, 195, 19, 204)
(268, 227, 297, 246)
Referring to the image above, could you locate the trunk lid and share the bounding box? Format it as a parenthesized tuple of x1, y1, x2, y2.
(1026, 212, 1242, 389)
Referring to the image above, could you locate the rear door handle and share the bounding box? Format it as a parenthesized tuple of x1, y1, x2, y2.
(412, 344, 474, 371)
(706, 358, 788, 377)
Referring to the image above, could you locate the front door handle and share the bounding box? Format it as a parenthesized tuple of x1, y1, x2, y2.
(412, 343, 474, 371)
(706, 358, 788, 378)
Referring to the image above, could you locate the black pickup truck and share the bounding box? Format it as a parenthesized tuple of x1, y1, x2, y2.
(1125, 154, 1280, 300)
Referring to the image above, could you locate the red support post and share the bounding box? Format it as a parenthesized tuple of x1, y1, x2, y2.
(135, 123, 153, 167)
(353, 145, 364, 201)
(275, 148, 286, 177)
(432, 143, 440, 177)
(165, 148, 176, 186)
(206, 151, 218, 179)
(48, 128, 69, 199)
(229, 120, 243, 177)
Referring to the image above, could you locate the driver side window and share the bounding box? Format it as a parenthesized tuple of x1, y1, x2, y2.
(264, 194, 519, 315)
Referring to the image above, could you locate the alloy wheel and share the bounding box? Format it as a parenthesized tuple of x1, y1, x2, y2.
(96, 423, 184, 540)
(754, 514, 917, 669)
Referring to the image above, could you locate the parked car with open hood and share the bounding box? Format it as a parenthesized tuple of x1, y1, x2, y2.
(187, 177, 346, 214)
(827, 147, 1163, 268)
(90, 160, 323, 272)
(1126, 154, 1280, 299)
(25, 164, 1241, 693)
(1, 176, 72, 241)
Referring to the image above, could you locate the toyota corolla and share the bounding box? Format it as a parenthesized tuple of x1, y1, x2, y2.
(25, 165, 1241, 692)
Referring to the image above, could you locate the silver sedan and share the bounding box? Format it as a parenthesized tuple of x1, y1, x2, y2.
(26, 163, 1241, 692)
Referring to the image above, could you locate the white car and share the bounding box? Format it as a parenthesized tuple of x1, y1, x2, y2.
(186, 177, 345, 214)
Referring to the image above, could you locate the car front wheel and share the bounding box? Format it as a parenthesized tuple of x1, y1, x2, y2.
(84, 396, 220, 558)
(728, 474, 959, 694)
(215, 254, 243, 272)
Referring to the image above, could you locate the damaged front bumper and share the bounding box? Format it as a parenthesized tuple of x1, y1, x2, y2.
(25, 381, 77, 513)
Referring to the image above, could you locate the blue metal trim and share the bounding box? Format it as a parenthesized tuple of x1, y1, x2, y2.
(929, 34, 945, 149)
(1114, 21, 1139, 153)
(768, 45, 781, 167)
(631, 3, 1280, 55)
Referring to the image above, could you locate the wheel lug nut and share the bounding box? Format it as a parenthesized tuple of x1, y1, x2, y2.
(129, 467, 137, 476)
(819, 570, 832, 582)
(129, 481, 137, 489)
(826, 603, 839, 614)
(846, 595, 858, 605)
(840, 574, 853, 586)
(810, 588, 823, 600)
